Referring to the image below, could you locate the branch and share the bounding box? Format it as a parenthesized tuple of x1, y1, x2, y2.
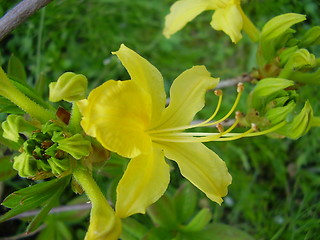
(216, 73, 253, 89)
(7, 203, 92, 221)
(0, 0, 54, 41)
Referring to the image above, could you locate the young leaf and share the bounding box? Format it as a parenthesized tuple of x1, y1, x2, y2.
(173, 181, 198, 223)
(147, 194, 178, 229)
(7, 55, 27, 83)
(0, 156, 17, 181)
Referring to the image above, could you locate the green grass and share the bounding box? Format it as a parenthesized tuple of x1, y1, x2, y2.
(0, 0, 320, 239)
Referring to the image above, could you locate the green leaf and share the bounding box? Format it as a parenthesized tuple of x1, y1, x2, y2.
(7, 55, 27, 83)
(173, 181, 198, 223)
(121, 217, 149, 240)
(142, 227, 174, 240)
(0, 156, 17, 181)
(26, 177, 69, 233)
(0, 96, 24, 114)
(147, 194, 178, 229)
(180, 223, 255, 240)
(180, 208, 212, 232)
(0, 177, 70, 223)
(36, 219, 73, 240)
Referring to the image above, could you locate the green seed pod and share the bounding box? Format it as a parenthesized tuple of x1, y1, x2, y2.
(49, 72, 88, 102)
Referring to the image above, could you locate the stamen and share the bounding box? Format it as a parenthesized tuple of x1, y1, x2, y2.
(216, 123, 224, 133)
(212, 123, 256, 141)
(202, 83, 243, 127)
(151, 111, 242, 142)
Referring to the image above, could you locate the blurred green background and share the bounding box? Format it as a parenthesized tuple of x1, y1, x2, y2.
(0, 0, 319, 239)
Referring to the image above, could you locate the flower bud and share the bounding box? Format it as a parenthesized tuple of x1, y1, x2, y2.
(57, 134, 91, 159)
(300, 26, 320, 47)
(47, 157, 70, 176)
(2, 115, 36, 142)
(261, 13, 306, 41)
(248, 78, 295, 110)
(13, 152, 36, 178)
(265, 100, 296, 125)
(49, 72, 88, 102)
(276, 101, 313, 139)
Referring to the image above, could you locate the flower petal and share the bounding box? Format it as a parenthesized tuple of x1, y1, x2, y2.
(163, 0, 209, 38)
(161, 141, 232, 204)
(78, 80, 152, 158)
(210, 4, 243, 43)
(152, 66, 219, 130)
(116, 145, 170, 218)
(113, 44, 166, 123)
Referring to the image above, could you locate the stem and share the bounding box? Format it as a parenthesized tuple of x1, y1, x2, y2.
(69, 103, 82, 133)
(0, 67, 55, 123)
(0, 0, 54, 41)
(240, 8, 260, 42)
(72, 166, 121, 240)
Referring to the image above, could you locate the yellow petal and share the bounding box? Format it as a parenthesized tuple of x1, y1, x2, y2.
(78, 80, 152, 158)
(116, 145, 170, 218)
(163, 0, 209, 38)
(113, 44, 166, 123)
(152, 66, 219, 130)
(161, 142, 232, 204)
(210, 4, 243, 43)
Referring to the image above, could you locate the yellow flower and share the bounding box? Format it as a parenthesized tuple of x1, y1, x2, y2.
(163, 0, 259, 43)
(78, 44, 238, 218)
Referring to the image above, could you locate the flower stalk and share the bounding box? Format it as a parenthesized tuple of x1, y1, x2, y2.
(72, 166, 121, 240)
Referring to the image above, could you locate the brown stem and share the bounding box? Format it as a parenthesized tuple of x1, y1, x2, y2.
(216, 73, 253, 89)
(0, 0, 54, 41)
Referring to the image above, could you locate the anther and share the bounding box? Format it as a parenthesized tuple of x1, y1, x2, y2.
(251, 123, 258, 131)
(235, 111, 242, 120)
(237, 82, 244, 93)
(214, 89, 223, 96)
(216, 123, 224, 133)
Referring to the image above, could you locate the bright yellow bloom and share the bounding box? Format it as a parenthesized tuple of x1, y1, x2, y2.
(163, 0, 259, 43)
(78, 44, 234, 218)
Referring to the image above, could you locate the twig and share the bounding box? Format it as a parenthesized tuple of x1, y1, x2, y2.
(216, 73, 253, 89)
(0, 0, 54, 41)
(8, 203, 92, 221)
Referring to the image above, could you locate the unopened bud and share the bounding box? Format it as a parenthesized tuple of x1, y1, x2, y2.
(13, 152, 36, 178)
(57, 134, 91, 159)
(300, 26, 320, 47)
(49, 72, 88, 102)
(261, 13, 306, 41)
(2, 115, 36, 142)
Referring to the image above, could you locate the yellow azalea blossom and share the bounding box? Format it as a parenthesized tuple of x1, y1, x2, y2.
(163, 0, 259, 43)
(79, 44, 256, 218)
